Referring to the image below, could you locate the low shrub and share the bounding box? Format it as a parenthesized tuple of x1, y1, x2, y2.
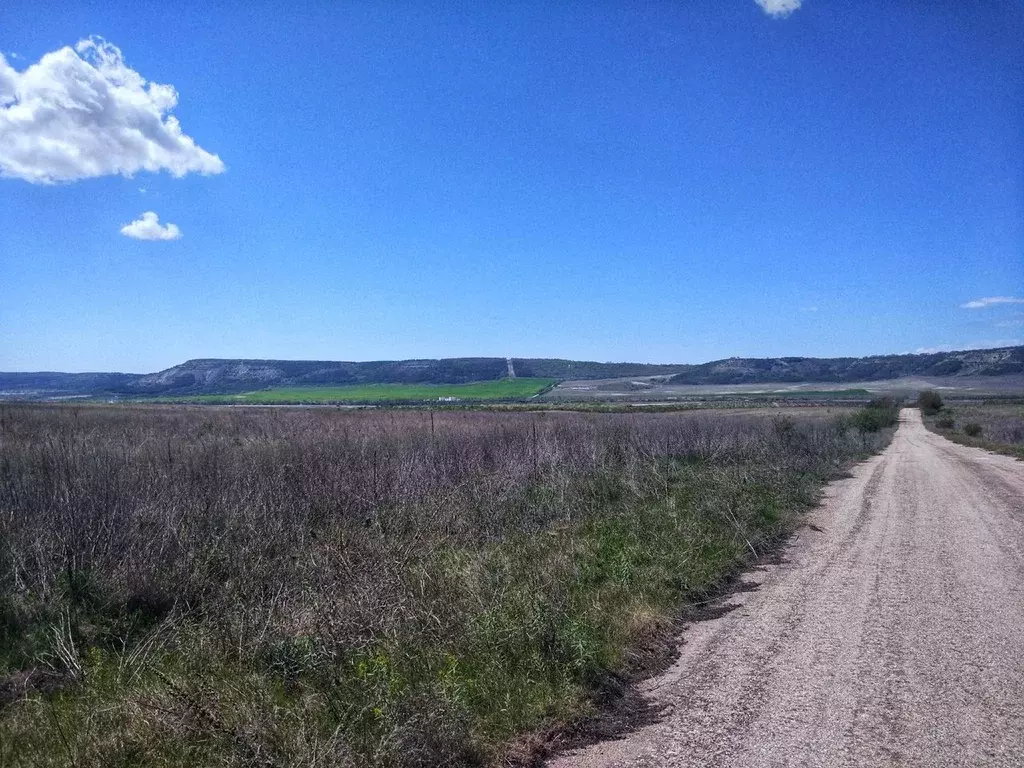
(917, 390, 944, 415)
(848, 397, 901, 433)
(963, 422, 983, 437)
(935, 417, 955, 429)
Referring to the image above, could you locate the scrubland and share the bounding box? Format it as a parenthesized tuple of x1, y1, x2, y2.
(923, 399, 1024, 458)
(0, 401, 896, 766)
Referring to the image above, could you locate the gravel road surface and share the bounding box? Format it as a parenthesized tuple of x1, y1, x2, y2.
(551, 408, 1024, 767)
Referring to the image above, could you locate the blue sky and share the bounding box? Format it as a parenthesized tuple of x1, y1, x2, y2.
(1, 0, 1022, 373)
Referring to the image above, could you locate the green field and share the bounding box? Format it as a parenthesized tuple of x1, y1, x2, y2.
(168, 378, 557, 404)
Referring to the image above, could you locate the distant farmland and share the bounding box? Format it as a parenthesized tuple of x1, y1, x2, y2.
(161, 377, 557, 404)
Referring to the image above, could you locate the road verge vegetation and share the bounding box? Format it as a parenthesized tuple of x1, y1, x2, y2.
(922, 399, 1024, 459)
(1, 403, 895, 766)
(917, 389, 944, 416)
(846, 397, 901, 434)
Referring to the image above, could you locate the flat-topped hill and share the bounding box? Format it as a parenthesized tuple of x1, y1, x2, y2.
(1, 346, 1021, 398)
(666, 346, 1024, 385)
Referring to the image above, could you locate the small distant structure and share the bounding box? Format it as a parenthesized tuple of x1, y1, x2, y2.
(438, 396, 460, 402)
(506, 357, 516, 378)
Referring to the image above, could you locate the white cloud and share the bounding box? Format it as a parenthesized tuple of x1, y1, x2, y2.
(755, 0, 803, 18)
(0, 37, 224, 184)
(960, 296, 1024, 309)
(120, 211, 181, 241)
(0, 58, 14, 103)
(975, 339, 1023, 348)
(916, 340, 1022, 354)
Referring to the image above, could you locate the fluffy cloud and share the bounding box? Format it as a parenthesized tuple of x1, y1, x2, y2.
(0, 37, 224, 184)
(960, 297, 1024, 309)
(120, 211, 181, 241)
(755, 0, 803, 18)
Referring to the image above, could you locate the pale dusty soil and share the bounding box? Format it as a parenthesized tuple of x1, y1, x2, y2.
(545, 375, 1024, 400)
(550, 409, 1024, 767)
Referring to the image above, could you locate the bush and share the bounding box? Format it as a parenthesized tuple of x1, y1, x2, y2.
(849, 397, 901, 433)
(935, 417, 955, 429)
(963, 422, 983, 438)
(917, 390, 944, 415)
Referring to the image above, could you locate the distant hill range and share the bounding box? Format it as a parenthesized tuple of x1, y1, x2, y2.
(665, 346, 1024, 385)
(1, 346, 1022, 399)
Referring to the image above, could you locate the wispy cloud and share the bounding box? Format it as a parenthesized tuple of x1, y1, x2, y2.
(916, 340, 1022, 354)
(960, 296, 1024, 309)
(755, 0, 803, 18)
(0, 37, 223, 184)
(120, 211, 182, 241)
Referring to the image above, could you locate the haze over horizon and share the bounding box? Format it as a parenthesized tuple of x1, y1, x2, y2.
(5, 345, 1024, 379)
(2, 1, 1022, 373)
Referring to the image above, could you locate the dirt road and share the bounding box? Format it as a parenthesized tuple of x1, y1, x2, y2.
(552, 409, 1024, 767)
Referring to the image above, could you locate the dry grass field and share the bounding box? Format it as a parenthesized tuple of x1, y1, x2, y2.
(0, 401, 897, 766)
(923, 399, 1024, 458)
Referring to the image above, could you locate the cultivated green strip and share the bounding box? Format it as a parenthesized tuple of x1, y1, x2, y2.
(154, 378, 557, 404)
